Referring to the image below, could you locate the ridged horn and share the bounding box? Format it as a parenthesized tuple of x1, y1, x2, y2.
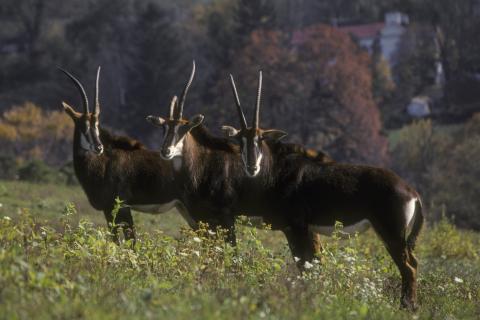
(229, 74, 247, 129)
(93, 66, 101, 116)
(169, 96, 178, 120)
(253, 70, 262, 129)
(176, 60, 196, 119)
(58, 67, 90, 114)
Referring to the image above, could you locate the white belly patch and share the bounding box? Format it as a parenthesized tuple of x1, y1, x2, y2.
(130, 200, 179, 214)
(130, 200, 197, 229)
(309, 219, 371, 237)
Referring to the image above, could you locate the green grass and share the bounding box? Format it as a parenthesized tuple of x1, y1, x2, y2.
(0, 180, 189, 236)
(0, 180, 479, 319)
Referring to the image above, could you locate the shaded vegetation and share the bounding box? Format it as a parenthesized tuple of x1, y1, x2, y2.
(391, 117, 480, 230)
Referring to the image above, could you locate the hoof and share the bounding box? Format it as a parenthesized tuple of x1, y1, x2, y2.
(400, 298, 418, 312)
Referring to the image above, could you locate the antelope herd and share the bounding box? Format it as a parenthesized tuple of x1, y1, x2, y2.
(61, 61, 424, 310)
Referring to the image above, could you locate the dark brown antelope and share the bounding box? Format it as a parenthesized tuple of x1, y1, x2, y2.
(222, 71, 424, 310)
(60, 67, 194, 245)
(146, 61, 243, 244)
(146, 62, 342, 246)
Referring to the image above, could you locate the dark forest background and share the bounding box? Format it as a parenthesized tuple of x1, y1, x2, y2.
(1, 0, 480, 229)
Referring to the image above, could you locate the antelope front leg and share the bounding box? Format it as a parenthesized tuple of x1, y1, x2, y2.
(103, 209, 120, 244)
(103, 207, 136, 248)
(220, 213, 237, 247)
(283, 226, 316, 271)
(116, 207, 136, 249)
(310, 230, 324, 261)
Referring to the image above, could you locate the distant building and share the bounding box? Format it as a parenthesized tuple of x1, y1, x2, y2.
(338, 12, 409, 66)
(291, 12, 409, 67)
(407, 96, 431, 118)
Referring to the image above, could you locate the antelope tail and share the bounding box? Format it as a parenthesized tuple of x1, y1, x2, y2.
(407, 198, 425, 251)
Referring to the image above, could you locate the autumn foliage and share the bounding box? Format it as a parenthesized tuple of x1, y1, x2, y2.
(0, 103, 73, 165)
(220, 26, 388, 164)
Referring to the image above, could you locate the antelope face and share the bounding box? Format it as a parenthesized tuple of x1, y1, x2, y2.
(147, 61, 199, 161)
(63, 105, 104, 155)
(222, 126, 286, 177)
(60, 67, 104, 155)
(223, 72, 287, 177)
(147, 112, 204, 160)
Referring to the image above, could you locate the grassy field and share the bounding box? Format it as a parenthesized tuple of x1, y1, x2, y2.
(0, 180, 479, 319)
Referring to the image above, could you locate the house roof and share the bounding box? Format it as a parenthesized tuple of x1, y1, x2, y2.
(291, 22, 385, 46)
(338, 23, 385, 39)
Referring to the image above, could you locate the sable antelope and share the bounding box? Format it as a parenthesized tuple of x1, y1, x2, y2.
(222, 72, 424, 310)
(146, 62, 340, 246)
(60, 67, 194, 245)
(146, 61, 243, 244)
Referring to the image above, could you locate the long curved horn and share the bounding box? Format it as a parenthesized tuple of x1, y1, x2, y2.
(253, 70, 262, 129)
(169, 96, 178, 120)
(176, 60, 196, 119)
(229, 74, 248, 130)
(59, 67, 90, 114)
(93, 66, 101, 116)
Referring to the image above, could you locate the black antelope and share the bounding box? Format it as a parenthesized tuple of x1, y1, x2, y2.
(146, 61, 242, 244)
(60, 67, 194, 245)
(222, 71, 424, 310)
(146, 62, 339, 247)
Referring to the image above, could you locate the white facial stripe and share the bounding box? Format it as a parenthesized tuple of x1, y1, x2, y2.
(254, 151, 263, 175)
(172, 136, 185, 157)
(162, 135, 186, 160)
(240, 137, 264, 177)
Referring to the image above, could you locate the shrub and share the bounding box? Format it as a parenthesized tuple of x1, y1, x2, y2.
(59, 161, 78, 185)
(391, 117, 480, 229)
(0, 102, 73, 166)
(0, 155, 17, 180)
(17, 160, 65, 184)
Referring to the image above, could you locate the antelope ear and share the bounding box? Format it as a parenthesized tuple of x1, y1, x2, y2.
(188, 114, 204, 128)
(62, 102, 81, 119)
(262, 129, 288, 141)
(221, 125, 239, 137)
(146, 115, 166, 126)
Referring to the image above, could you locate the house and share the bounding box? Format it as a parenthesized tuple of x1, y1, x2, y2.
(291, 12, 409, 67)
(407, 96, 431, 118)
(338, 12, 409, 66)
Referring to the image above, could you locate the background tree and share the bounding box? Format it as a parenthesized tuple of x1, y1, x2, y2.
(0, 102, 72, 165)
(371, 37, 395, 108)
(125, 2, 189, 139)
(385, 23, 437, 128)
(64, 0, 136, 129)
(233, 0, 276, 47)
(410, 0, 480, 121)
(218, 26, 388, 165)
(0, 0, 74, 109)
